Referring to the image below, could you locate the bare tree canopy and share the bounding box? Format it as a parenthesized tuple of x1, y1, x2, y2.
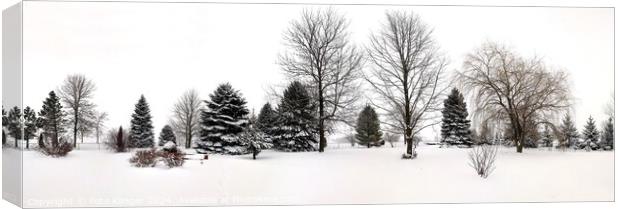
(279, 8, 363, 152)
(365, 11, 447, 158)
(459, 41, 571, 153)
(93, 111, 108, 144)
(170, 89, 202, 149)
(59, 74, 96, 147)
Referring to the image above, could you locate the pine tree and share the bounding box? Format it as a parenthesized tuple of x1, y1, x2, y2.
(7, 106, 22, 148)
(39, 91, 67, 147)
(272, 81, 318, 152)
(540, 125, 553, 148)
(355, 105, 383, 148)
(158, 125, 177, 146)
(558, 113, 579, 149)
(129, 95, 155, 148)
(256, 103, 277, 134)
(581, 116, 599, 151)
(196, 83, 250, 155)
(239, 124, 273, 160)
(440, 88, 473, 147)
(2, 106, 7, 146)
(23, 106, 38, 149)
(600, 117, 614, 150)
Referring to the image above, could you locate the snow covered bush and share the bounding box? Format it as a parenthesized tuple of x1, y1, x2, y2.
(129, 148, 159, 167)
(129, 142, 186, 168)
(159, 142, 185, 168)
(468, 145, 498, 178)
(196, 83, 250, 155)
(40, 141, 73, 157)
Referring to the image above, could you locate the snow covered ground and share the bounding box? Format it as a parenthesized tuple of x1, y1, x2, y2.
(9, 144, 614, 208)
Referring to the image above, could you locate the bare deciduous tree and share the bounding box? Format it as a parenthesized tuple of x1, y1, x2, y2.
(459, 42, 571, 153)
(170, 89, 202, 149)
(93, 111, 108, 145)
(365, 11, 447, 158)
(279, 8, 363, 152)
(59, 74, 96, 148)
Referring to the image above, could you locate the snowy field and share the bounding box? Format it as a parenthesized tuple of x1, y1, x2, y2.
(9, 144, 614, 208)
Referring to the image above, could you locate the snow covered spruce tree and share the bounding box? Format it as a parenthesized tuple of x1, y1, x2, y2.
(23, 106, 38, 149)
(540, 125, 554, 148)
(440, 88, 473, 147)
(558, 113, 579, 150)
(158, 125, 177, 146)
(271, 81, 318, 152)
(256, 103, 277, 135)
(196, 83, 250, 155)
(7, 106, 22, 148)
(600, 117, 614, 150)
(38, 91, 68, 148)
(581, 116, 600, 151)
(355, 105, 383, 148)
(129, 95, 155, 148)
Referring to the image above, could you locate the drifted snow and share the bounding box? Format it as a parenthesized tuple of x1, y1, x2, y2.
(16, 144, 614, 208)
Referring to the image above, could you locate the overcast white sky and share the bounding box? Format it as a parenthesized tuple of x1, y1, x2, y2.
(21, 1, 613, 140)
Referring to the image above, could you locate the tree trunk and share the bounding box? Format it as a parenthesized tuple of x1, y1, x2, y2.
(73, 109, 78, 148)
(318, 86, 326, 153)
(185, 126, 191, 149)
(405, 128, 413, 155)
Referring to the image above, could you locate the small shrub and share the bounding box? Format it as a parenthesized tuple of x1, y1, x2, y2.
(129, 148, 158, 167)
(468, 145, 498, 178)
(40, 141, 73, 157)
(159, 149, 185, 168)
(130, 142, 186, 168)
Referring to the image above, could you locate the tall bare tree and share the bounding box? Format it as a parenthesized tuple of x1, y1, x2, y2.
(170, 89, 202, 149)
(279, 8, 363, 152)
(459, 42, 570, 153)
(93, 111, 108, 145)
(365, 11, 447, 158)
(59, 74, 96, 148)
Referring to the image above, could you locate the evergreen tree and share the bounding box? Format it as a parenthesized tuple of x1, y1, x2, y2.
(440, 88, 473, 147)
(129, 95, 155, 148)
(600, 117, 614, 150)
(558, 113, 579, 149)
(7, 106, 22, 147)
(39, 91, 67, 147)
(239, 124, 273, 160)
(23, 106, 38, 149)
(2, 106, 7, 146)
(581, 116, 600, 151)
(256, 103, 277, 134)
(196, 83, 250, 155)
(272, 81, 318, 152)
(158, 125, 177, 146)
(355, 105, 383, 148)
(540, 125, 553, 148)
